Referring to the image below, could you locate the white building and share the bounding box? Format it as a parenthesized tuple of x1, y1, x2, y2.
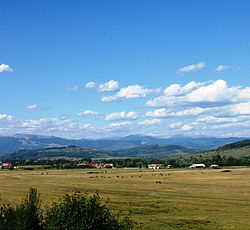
(148, 164, 165, 169)
(189, 164, 206, 168)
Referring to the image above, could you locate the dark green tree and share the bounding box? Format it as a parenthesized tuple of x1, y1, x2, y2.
(44, 192, 133, 230)
(0, 187, 43, 230)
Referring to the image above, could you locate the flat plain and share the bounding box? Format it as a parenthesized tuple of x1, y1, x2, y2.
(0, 167, 250, 229)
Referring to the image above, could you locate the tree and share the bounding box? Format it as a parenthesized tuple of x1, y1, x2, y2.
(0, 187, 43, 230)
(44, 192, 133, 230)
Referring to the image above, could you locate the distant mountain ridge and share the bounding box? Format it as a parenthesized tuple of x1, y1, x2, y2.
(0, 134, 246, 155)
(0, 144, 198, 160)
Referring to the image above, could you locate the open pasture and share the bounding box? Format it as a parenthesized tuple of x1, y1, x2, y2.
(0, 167, 250, 229)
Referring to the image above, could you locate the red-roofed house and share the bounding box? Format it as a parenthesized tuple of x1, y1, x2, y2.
(1, 162, 13, 169)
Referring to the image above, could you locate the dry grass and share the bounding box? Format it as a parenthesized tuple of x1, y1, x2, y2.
(0, 167, 250, 229)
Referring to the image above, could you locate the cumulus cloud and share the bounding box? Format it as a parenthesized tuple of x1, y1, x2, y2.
(25, 104, 39, 110)
(185, 80, 234, 103)
(215, 65, 230, 72)
(105, 111, 139, 121)
(77, 110, 99, 116)
(176, 62, 205, 74)
(164, 81, 203, 96)
(146, 79, 244, 108)
(141, 79, 250, 137)
(85, 81, 96, 89)
(0, 64, 13, 73)
(102, 85, 153, 102)
(98, 80, 119, 92)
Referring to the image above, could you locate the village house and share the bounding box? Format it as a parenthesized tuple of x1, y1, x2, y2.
(1, 162, 13, 169)
(148, 164, 165, 169)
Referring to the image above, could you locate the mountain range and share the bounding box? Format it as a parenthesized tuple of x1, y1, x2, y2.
(0, 134, 245, 155)
(0, 144, 198, 160)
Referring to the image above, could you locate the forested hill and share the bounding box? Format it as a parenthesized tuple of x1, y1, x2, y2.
(166, 139, 250, 167)
(217, 139, 250, 151)
(115, 145, 198, 158)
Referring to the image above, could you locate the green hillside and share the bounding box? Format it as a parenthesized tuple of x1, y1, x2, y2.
(165, 139, 250, 167)
(115, 144, 198, 158)
(217, 139, 250, 151)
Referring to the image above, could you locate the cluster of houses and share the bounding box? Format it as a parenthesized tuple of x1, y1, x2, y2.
(0, 162, 13, 169)
(75, 162, 114, 169)
(74, 162, 220, 169)
(147, 164, 172, 169)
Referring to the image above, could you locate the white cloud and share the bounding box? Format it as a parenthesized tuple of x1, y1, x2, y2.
(146, 108, 168, 118)
(146, 79, 244, 108)
(146, 107, 210, 118)
(169, 121, 182, 129)
(215, 65, 230, 72)
(108, 121, 132, 128)
(102, 85, 153, 102)
(77, 110, 99, 116)
(0, 64, 13, 73)
(185, 80, 235, 103)
(138, 119, 162, 126)
(98, 80, 119, 92)
(105, 111, 139, 121)
(16, 117, 92, 136)
(85, 81, 96, 89)
(219, 102, 250, 116)
(197, 116, 240, 124)
(234, 87, 250, 101)
(164, 81, 203, 96)
(66, 86, 79, 91)
(181, 124, 193, 131)
(0, 114, 13, 121)
(176, 62, 205, 74)
(25, 104, 39, 110)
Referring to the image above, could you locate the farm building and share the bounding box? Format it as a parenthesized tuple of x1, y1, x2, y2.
(189, 164, 206, 168)
(148, 164, 165, 169)
(210, 164, 219, 168)
(99, 163, 113, 168)
(75, 163, 113, 168)
(1, 162, 13, 169)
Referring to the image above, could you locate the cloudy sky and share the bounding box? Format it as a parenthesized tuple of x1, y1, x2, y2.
(1, 0, 250, 139)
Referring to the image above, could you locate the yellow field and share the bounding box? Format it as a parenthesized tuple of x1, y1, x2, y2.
(0, 167, 250, 230)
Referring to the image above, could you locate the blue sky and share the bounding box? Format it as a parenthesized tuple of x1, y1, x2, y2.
(1, 0, 250, 139)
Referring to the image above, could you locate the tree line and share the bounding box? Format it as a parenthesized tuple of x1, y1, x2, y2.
(3, 154, 250, 170)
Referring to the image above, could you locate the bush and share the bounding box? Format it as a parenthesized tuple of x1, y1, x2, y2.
(0, 189, 133, 230)
(44, 192, 133, 230)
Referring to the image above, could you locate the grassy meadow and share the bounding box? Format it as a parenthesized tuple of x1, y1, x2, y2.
(0, 167, 250, 229)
